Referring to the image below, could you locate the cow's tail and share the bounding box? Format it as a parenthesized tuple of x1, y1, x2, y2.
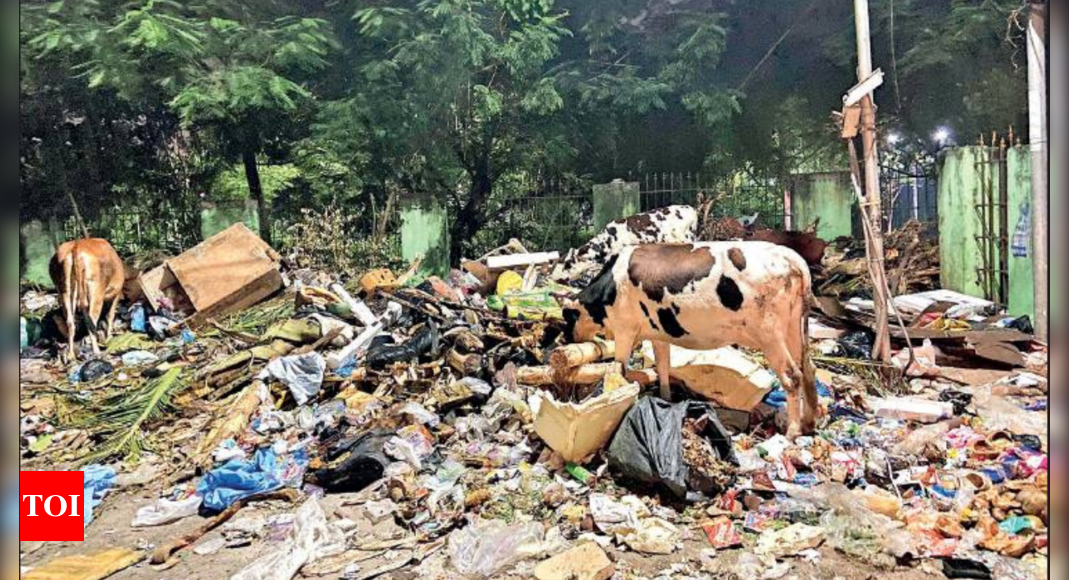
(72, 250, 100, 335)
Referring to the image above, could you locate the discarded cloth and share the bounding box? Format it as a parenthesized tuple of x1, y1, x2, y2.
(197, 447, 308, 512)
(257, 352, 326, 406)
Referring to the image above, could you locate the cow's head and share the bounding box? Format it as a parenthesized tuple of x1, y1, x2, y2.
(559, 255, 618, 343)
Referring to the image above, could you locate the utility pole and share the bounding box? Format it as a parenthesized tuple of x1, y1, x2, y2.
(853, 0, 891, 361)
(1027, 0, 1048, 341)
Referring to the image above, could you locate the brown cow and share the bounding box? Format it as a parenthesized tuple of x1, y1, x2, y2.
(562, 241, 817, 439)
(49, 239, 125, 360)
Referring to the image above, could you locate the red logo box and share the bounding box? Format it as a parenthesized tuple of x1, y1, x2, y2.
(20, 471, 86, 541)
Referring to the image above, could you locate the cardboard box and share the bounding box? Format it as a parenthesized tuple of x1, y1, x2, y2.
(135, 223, 282, 326)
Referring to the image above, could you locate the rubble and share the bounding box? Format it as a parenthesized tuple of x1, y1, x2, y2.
(18, 215, 1049, 580)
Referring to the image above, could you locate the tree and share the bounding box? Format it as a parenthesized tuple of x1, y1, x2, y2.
(353, 0, 575, 260)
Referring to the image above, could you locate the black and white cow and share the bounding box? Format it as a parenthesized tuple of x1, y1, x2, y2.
(551, 205, 698, 283)
(562, 241, 818, 439)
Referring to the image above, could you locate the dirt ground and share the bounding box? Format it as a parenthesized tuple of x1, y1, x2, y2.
(20, 487, 947, 580)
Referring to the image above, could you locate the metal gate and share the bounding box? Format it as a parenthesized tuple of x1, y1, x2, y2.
(974, 141, 1010, 304)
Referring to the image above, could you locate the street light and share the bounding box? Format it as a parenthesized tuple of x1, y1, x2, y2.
(932, 127, 950, 144)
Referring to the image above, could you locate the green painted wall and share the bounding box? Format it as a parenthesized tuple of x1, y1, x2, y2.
(400, 193, 450, 277)
(938, 145, 1034, 321)
(593, 180, 640, 229)
(790, 172, 854, 239)
(1006, 146, 1034, 318)
(201, 200, 260, 240)
(938, 147, 988, 298)
(19, 219, 63, 288)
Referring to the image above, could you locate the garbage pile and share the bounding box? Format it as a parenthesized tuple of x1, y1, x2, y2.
(19, 224, 1048, 580)
(819, 219, 940, 297)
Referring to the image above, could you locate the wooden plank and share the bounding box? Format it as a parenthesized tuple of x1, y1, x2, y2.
(485, 251, 560, 269)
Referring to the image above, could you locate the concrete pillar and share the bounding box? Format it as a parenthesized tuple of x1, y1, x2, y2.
(789, 172, 855, 239)
(592, 180, 640, 230)
(400, 191, 450, 277)
(19, 220, 62, 288)
(1007, 146, 1035, 319)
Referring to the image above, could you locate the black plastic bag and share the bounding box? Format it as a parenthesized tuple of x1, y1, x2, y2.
(365, 322, 440, 369)
(305, 428, 393, 493)
(77, 359, 115, 382)
(1006, 315, 1033, 334)
(941, 558, 991, 580)
(607, 397, 737, 500)
(837, 330, 874, 359)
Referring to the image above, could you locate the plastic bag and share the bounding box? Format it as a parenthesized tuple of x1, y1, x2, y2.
(971, 386, 1047, 438)
(607, 397, 736, 499)
(384, 424, 435, 469)
(838, 330, 874, 359)
(121, 350, 159, 367)
(83, 464, 116, 526)
(800, 483, 914, 565)
(448, 519, 544, 578)
(198, 447, 308, 512)
(132, 495, 202, 527)
(230, 498, 345, 580)
(305, 429, 391, 493)
(257, 352, 326, 406)
(365, 322, 439, 369)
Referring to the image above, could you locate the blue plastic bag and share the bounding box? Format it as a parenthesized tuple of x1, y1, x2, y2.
(197, 447, 308, 512)
(83, 464, 116, 527)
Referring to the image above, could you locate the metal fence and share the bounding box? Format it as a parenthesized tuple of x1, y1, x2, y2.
(62, 206, 201, 257)
(480, 177, 595, 254)
(633, 172, 788, 230)
(881, 165, 939, 235)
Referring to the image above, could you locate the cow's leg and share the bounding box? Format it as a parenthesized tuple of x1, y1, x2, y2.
(86, 286, 105, 356)
(104, 295, 120, 341)
(766, 340, 804, 440)
(613, 330, 637, 379)
(61, 271, 77, 362)
(788, 294, 819, 434)
(653, 340, 672, 401)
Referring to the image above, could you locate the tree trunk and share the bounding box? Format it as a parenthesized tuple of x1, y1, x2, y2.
(451, 161, 493, 263)
(243, 150, 272, 245)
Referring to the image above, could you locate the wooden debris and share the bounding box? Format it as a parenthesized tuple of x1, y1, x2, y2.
(550, 341, 616, 370)
(517, 363, 656, 387)
(150, 488, 299, 565)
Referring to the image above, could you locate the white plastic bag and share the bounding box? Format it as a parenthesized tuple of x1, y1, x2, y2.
(448, 519, 544, 577)
(132, 495, 202, 527)
(230, 498, 344, 580)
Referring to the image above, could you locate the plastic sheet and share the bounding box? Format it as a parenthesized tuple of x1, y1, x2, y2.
(257, 352, 326, 406)
(607, 397, 736, 499)
(83, 464, 116, 527)
(197, 447, 308, 512)
(448, 519, 544, 578)
(230, 498, 345, 580)
(131, 495, 202, 527)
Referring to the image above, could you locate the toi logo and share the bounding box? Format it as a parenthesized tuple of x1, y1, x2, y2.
(20, 471, 86, 541)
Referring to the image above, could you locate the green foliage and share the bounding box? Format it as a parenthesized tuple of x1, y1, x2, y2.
(211, 161, 300, 202)
(19, 0, 1031, 258)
